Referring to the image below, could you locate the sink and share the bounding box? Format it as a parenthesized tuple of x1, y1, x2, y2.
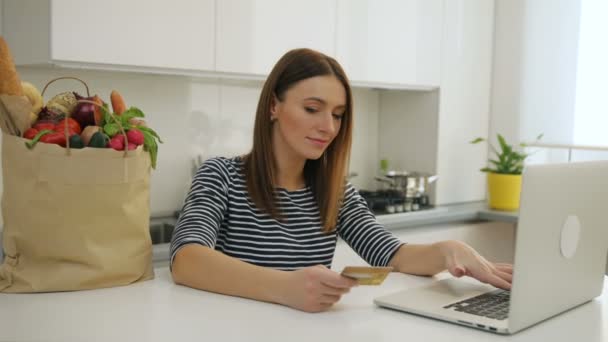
(149, 222, 175, 245)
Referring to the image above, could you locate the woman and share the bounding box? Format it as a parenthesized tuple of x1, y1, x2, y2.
(170, 48, 512, 313)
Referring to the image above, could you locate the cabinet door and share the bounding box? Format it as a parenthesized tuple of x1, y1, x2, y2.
(435, 0, 495, 205)
(335, 0, 442, 86)
(50, 0, 215, 71)
(216, 0, 336, 75)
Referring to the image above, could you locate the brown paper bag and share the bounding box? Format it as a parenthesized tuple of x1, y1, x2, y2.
(0, 133, 154, 292)
(0, 94, 32, 136)
(0, 94, 33, 136)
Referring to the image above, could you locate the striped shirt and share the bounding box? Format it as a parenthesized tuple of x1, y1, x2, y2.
(170, 156, 404, 270)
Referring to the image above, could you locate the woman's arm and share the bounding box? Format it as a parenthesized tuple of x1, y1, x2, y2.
(171, 244, 358, 312)
(172, 244, 287, 303)
(387, 242, 446, 276)
(388, 241, 513, 290)
(337, 184, 512, 290)
(337, 184, 404, 267)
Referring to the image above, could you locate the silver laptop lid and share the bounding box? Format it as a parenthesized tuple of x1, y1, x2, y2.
(508, 161, 608, 333)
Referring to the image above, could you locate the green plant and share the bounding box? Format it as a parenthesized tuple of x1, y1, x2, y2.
(470, 133, 543, 175)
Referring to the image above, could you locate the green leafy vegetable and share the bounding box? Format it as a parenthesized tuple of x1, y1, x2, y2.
(96, 104, 162, 169)
(141, 129, 160, 169)
(119, 107, 145, 127)
(103, 123, 121, 137)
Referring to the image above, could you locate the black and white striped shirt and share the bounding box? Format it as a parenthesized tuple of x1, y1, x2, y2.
(170, 157, 404, 270)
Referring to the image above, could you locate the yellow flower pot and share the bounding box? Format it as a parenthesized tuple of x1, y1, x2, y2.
(487, 172, 522, 211)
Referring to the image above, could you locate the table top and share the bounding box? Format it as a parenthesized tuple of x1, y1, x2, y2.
(1, 265, 606, 342)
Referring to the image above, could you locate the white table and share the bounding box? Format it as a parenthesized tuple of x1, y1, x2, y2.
(1, 224, 606, 342)
(0, 265, 606, 342)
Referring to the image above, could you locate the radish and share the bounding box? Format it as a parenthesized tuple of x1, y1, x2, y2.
(127, 129, 144, 146)
(108, 135, 125, 151)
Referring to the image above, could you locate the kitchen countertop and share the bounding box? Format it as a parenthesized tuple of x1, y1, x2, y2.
(148, 201, 518, 231)
(1, 232, 605, 342)
(375, 201, 518, 229)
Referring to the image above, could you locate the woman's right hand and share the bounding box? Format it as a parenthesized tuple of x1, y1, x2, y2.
(279, 265, 358, 313)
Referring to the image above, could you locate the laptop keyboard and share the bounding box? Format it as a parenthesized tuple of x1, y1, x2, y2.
(443, 289, 510, 320)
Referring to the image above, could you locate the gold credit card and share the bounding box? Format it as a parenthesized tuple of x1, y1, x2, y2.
(340, 266, 393, 285)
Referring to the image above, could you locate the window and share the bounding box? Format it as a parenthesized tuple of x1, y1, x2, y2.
(526, 0, 608, 164)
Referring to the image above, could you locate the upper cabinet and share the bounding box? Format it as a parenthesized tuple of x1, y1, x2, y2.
(215, 0, 336, 75)
(434, 0, 495, 205)
(3, 0, 215, 71)
(335, 0, 443, 87)
(3, 0, 441, 89)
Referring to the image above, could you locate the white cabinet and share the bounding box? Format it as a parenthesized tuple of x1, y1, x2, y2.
(434, 0, 495, 205)
(215, 0, 337, 75)
(4, 0, 442, 88)
(375, 0, 494, 206)
(335, 0, 442, 87)
(3, 0, 215, 71)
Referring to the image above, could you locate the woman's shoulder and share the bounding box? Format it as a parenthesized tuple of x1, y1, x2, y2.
(339, 181, 366, 208)
(342, 181, 359, 197)
(196, 156, 244, 182)
(201, 155, 242, 170)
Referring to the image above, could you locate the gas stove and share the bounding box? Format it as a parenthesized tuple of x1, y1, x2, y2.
(358, 189, 433, 215)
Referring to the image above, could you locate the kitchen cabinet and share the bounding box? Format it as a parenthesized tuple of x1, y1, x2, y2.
(335, 0, 442, 87)
(215, 0, 337, 75)
(434, 0, 495, 205)
(375, 0, 494, 205)
(4, 0, 441, 89)
(2, 0, 215, 71)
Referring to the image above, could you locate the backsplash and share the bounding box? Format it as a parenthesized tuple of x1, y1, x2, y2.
(0, 67, 381, 218)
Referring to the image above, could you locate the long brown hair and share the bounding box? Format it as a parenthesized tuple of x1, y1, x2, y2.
(243, 48, 353, 233)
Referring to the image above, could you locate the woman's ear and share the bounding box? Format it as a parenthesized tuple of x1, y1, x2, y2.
(270, 94, 279, 120)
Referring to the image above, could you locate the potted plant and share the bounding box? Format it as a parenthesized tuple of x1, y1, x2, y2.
(470, 133, 543, 210)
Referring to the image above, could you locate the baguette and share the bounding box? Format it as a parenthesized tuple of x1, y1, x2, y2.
(0, 36, 23, 96)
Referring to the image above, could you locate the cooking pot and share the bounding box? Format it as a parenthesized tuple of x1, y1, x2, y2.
(379, 171, 438, 198)
(405, 172, 438, 198)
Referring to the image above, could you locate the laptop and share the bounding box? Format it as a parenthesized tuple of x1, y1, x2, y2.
(374, 161, 608, 334)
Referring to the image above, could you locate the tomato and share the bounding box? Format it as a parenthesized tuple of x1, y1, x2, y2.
(32, 121, 56, 131)
(40, 132, 67, 147)
(54, 118, 82, 135)
(23, 128, 39, 140)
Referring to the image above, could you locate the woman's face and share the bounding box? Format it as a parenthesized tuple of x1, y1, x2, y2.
(271, 75, 346, 161)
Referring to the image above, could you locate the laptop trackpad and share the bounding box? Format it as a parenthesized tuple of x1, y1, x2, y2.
(375, 278, 497, 309)
(424, 278, 496, 303)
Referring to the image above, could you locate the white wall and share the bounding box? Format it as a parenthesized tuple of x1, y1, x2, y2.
(378, 90, 440, 200)
(490, 0, 582, 149)
(2, 67, 382, 216)
(378, 90, 439, 175)
(349, 88, 381, 190)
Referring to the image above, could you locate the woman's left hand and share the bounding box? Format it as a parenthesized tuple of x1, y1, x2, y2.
(437, 240, 513, 290)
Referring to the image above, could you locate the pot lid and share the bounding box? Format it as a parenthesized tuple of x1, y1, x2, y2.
(386, 170, 409, 177)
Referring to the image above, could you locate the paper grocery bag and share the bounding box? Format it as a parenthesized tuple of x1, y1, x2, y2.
(0, 94, 32, 136)
(0, 133, 154, 292)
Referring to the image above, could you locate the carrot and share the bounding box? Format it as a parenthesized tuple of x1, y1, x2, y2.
(92, 95, 105, 126)
(110, 90, 127, 115)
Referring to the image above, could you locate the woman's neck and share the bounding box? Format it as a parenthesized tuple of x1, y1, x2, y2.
(273, 145, 306, 191)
